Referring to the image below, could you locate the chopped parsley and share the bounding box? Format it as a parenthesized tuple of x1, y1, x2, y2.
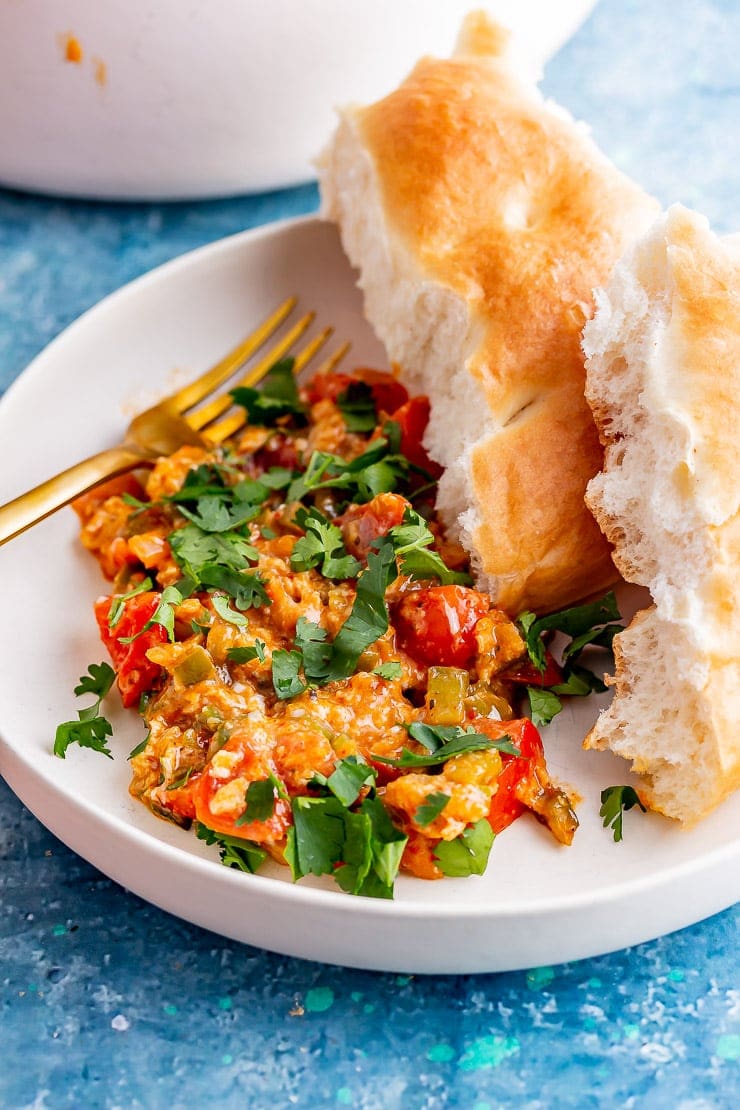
(382, 506, 472, 585)
(235, 778, 279, 825)
(286, 437, 411, 506)
(414, 792, 450, 827)
(230, 357, 307, 426)
(195, 822, 267, 873)
(54, 662, 116, 760)
(599, 785, 647, 842)
(271, 649, 307, 700)
(374, 723, 520, 769)
(518, 592, 623, 726)
(336, 380, 377, 433)
(272, 545, 397, 697)
(285, 790, 407, 899)
(372, 661, 403, 681)
(433, 820, 495, 876)
(226, 640, 267, 664)
(289, 506, 361, 580)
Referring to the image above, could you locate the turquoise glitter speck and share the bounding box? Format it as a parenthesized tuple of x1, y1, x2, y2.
(218, 997, 232, 1011)
(336, 1088, 353, 1105)
(427, 1044, 456, 1064)
(668, 969, 685, 982)
(163, 1003, 178, 1016)
(305, 987, 334, 1013)
(458, 1036, 520, 1071)
(526, 966, 555, 990)
(716, 1035, 740, 1061)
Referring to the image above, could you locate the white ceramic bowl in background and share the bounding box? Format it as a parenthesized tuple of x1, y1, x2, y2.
(0, 0, 596, 200)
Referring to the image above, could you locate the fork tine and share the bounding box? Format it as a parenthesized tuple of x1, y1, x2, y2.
(187, 311, 316, 432)
(309, 340, 352, 379)
(164, 296, 297, 413)
(202, 330, 345, 445)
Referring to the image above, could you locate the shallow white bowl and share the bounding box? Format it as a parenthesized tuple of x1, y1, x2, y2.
(1, 215, 738, 973)
(0, 0, 596, 199)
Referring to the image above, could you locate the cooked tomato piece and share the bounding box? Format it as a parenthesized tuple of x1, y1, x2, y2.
(192, 732, 291, 844)
(305, 368, 409, 415)
(95, 592, 168, 707)
(394, 585, 490, 668)
(503, 649, 564, 687)
(338, 492, 409, 559)
(387, 396, 443, 477)
(472, 717, 544, 834)
(253, 432, 300, 473)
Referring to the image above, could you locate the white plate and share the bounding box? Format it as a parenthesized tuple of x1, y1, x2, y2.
(0, 216, 738, 974)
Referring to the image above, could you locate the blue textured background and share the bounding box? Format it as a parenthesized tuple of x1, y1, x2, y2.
(1, 1, 739, 1106)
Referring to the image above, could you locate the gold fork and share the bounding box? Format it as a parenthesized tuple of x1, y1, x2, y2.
(0, 298, 349, 545)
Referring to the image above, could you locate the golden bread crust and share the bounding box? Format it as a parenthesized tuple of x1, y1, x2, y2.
(348, 38, 658, 613)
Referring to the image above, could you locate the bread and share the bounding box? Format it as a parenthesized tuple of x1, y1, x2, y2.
(318, 11, 659, 614)
(583, 205, 740, 823)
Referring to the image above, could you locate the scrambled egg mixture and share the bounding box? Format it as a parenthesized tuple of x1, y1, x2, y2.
(73, 365, 577, 896)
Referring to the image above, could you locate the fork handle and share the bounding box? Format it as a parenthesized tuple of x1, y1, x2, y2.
(0, 445, 149, 546)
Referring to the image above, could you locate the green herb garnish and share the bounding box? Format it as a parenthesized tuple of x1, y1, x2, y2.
(414, 792, 450, 827)
(433, 820, 494, 876)
(54, 662, 116, 760)
(230, 357, 306, 426)
(195, 822, 267, 873)
(336, 380, 377, 433)
(226, 640, 267, 664)
(290, 506, 361, 580)
(599, 785, 647, 842)
(374, 723, 520, 769)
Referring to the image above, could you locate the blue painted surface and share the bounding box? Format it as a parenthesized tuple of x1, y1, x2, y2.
(1, 1, 738, 1105)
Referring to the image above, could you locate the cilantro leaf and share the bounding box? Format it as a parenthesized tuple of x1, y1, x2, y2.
(527, 687, 564, 728)
(358, 794, 407, 893)
(518, 592, 621, 671)
(599, 785, 647, 843)
(336, 380, 378, 433)
(433, 820, 494, 877)
(285, 793, 406, 898)
(372, 661, 402, 681)
(271, 649, 307, 700)
(211, 593, 248, 627)
(285, 796, 348, 879)
(414, 792, 450, 827)
(374, 723, 519, 769)
(199, 566, 270, 611)
(73, 661, 116, 702)
(384, 507, 472, 586)
(235, 779, 277, 825)
(286, 438, 410, 506)
(169, 524, 259, 579)
(226, 640, 267, 664)
(230, 358, 306, 426)
(195, 822, 267, 873)
(325, 756, 377, 807)
(290, 506, 361, 580)
(323, 545, 396, 682)
(54, 662, 116, 760)
(177, 497, 261, 533)
(286, 546, 397, 691)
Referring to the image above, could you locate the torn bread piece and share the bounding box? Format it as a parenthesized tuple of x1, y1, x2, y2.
(583, 205, 740, 823)
(318, 11, 658, 614)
